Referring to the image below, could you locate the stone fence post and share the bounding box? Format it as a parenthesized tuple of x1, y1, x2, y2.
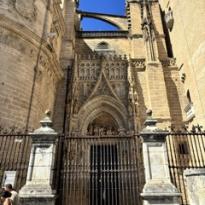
(19, 112, 58, 205)
(140, 111, 181, 205)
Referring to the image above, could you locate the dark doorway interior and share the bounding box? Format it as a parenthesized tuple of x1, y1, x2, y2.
(90, 144, 119, 205)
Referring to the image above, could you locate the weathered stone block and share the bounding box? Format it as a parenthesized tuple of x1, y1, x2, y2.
(184, 168, 205, 205)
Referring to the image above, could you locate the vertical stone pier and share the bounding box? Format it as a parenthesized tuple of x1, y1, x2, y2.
(140, 110, 181, 205)
(19, 111, 58, 205)
(184, 168, 205, 205)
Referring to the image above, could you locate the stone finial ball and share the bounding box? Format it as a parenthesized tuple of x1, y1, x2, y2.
(146, 109, 152, 117)
(45, 110, 51, 117)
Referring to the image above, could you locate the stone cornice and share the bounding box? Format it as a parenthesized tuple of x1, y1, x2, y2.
(130, 58, 146, 71)
(161, 58, 177, 68)
(0, 15, 63, 80)
(77, 31, 128, 38)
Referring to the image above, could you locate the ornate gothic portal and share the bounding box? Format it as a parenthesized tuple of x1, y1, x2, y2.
(64, 54, 144, 205)
(69, 55, 136, 135)
(64, 54, 143, 205)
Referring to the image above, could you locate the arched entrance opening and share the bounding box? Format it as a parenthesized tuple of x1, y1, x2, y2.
(87, 112, 118, 135)
(77, 96, 128, 135)
(65, 96, 142, 205)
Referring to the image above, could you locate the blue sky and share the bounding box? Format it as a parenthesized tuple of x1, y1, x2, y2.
(79, 0, 125, 31)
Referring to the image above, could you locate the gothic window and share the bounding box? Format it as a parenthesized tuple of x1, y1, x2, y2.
(86, 68, 90, 79)
(96, 42, 109, 50)
(118, 68, 121, 79)
(80, 68, 85, 79)
(94, 41, 115, 54)
(110, 68, 115, 79)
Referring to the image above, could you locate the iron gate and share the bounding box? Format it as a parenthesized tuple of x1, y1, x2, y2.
(59, 135, 143, 205)
(1, 132, 204, 205)
(166, 133, 205, 205)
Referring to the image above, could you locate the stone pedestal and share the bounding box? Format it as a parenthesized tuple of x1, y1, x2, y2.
(19, 112, 58, 205)
(140, 111, 180, 205)
(184, 168, 205, 205)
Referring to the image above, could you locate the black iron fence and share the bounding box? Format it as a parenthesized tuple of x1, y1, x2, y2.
(0, 132, 205, 205)
(166, 132, 205, 205)
(0, 134, 31, 191)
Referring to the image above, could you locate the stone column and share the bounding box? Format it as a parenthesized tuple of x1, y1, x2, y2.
(19, 111, 58, 205)
(140, 110, 181, 205)
(184, 168, 205, 205)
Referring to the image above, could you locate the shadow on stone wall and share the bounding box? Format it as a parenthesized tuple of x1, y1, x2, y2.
(53, 78, 66, 133)
(164, 70, 184, 127)
(132, 70, 147, 131)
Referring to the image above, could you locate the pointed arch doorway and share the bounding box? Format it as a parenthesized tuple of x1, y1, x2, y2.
(63, 97, 142, 205)
(77, 95, 128, 135)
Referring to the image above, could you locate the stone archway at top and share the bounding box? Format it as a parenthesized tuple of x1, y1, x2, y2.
(80, 17, 120, 31)
(77, 95, 128, 135)
(78, 11, 128, 31)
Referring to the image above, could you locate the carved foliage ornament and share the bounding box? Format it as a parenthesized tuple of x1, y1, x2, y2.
(15, 0, 37, 21)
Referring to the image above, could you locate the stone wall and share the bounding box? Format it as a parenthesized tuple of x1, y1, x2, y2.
(53, 0, 77, 133)
(160, 0, 205, 126)
(0, 0, 64, 130)
(71, 0, 187, 130)
(0, 0, 188, 132)
(76, 38, 131, 56)
(164, 66, 186, 127)
(184, 168, 205, 205)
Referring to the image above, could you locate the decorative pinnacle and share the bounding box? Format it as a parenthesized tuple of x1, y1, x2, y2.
(143, 109, 158, 131)
(141, 110, 169, 139)
(32, 110, 57, 134)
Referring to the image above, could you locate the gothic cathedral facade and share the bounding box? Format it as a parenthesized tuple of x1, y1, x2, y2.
(1, 0, 204, 133)
(0, 0, 205, 205)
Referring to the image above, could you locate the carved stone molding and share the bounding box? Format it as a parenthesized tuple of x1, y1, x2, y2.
(131, 58, 146, 71)
(77, 31, 128, 38)
(78, 53, 127, 60)
(161, 58, 176, 67)
(15, 0, 37, 21)
(0, 18, 63, 80)
(69, 51, 133, 135)
(78, 57, 128, 82)
(74, 56, 129, 112)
